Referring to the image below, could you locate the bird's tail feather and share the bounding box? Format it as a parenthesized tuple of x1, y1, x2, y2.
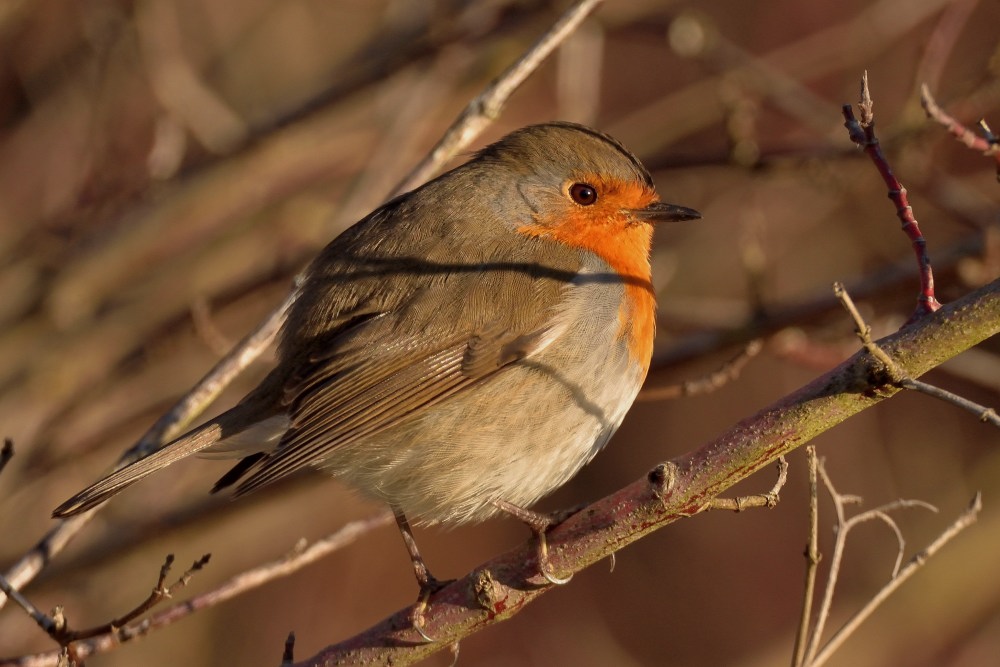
(52, 404, 263, 518)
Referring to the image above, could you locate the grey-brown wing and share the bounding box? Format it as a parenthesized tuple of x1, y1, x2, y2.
(230, 272, 574, 496)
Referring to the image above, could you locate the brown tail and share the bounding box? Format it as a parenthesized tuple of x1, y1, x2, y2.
(52, 403, 263, 518)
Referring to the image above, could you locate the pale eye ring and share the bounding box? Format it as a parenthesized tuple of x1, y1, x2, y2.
(569, 182, 598, 206)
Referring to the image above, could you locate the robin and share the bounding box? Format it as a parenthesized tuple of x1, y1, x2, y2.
(53, 122, 699, 637)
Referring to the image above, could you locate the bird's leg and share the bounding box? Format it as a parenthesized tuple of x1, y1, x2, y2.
(393, 507, 451, 642)
(492, 500, 577, 585)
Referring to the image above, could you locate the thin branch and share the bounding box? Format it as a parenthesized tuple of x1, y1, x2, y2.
(810, 493, 982, 667)
(792, 446, 821, 667)
(0, 295, 290, 610)
(899, 378, 1000, 427)
(57, 554, 211, 643)
(802, 460, 937, 665)
(0, 573, 50, 632)
(842, 72, 941, 320)
(707, 456, 788, 511)
(640, 339, 763, 401)
(1, 513, 392, 667)
(921, 83, 1000, 180)
(836, 282, 1000, 428)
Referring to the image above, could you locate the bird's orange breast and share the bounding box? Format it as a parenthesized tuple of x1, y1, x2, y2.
(516, 181, 657, 373)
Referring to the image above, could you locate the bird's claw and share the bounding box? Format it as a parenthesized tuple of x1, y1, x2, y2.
(409, 575, 453, 643)
(536, 529, 572, 585)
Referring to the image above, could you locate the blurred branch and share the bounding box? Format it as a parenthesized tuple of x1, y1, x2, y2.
(0, 294, 291, 610)
(640, 339, 763, 401)
(296, 278, 999, 666)
(393, 0, 604, 195)
(921, 83, 1000, 180)
(2, 513, 392, 667)
(653, 232, 984, 369)
(612, 0, 956, 156)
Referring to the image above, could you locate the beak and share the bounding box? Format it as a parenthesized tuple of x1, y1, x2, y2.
(634, 201, 701, 223)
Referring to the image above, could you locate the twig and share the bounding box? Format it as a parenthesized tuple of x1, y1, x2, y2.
(0, 295, 290, 610)
(914, 0, 979, 95)
(706, 456, 788, 511)
(809, 493, 982, 667)
(921, 83, 1000, 181)
(792, 446, 821, 667)
(60, 554, 211, 643)
(802, 460, 938, 665)
(898, 379, 1000, 426)
(3, 553, 210, 662)
(392, 0, 604, 195)
(0, 0, 600, 613)
(640, 339, 763, 400)
(0, 573, 49, 631)
(836, 282, 1000, 428)
(1, 513, 393, 667)
(842, 72, 941, 321)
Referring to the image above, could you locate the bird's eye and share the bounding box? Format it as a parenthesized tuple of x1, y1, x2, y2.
(569, 182, 598, 206)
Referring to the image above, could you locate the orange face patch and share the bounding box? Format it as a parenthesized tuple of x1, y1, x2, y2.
(516, 173, 659, 372)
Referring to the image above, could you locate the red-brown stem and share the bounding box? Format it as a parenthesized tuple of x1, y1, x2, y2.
(842, 99, 941, 322)
(920, 83, 1000, 181)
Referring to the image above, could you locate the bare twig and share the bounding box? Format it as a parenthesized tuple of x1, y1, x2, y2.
(707, 456, 788, 511)
(0, 295, 291, 610)
(3, 552, 210, 662)
(914, 0, 979, 95)
(836, 282, 1000, 428)
(0, 573, 50, 631)
(809, 493, 982, 667)
(59, 554, 211, 643)
(640, 339, 763, 401)
(792, 446, 821, 667)
(802, 460, 938, 665)
(0, 0, 601, 613)
(842, 72, 941, 321)
(899, 380, 1000, 427)
(921, 83, 1000, 180)
(2, 513, 392, 667)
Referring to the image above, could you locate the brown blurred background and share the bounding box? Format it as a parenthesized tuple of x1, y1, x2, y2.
(1, 0, 999, 665)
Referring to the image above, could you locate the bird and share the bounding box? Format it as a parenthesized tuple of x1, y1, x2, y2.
(53, 121, 699, 636)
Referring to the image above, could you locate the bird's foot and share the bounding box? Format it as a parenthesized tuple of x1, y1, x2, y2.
(493, 500, 580, 585)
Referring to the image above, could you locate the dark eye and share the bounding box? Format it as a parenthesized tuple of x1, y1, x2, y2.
(569, 182, 598, 206)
